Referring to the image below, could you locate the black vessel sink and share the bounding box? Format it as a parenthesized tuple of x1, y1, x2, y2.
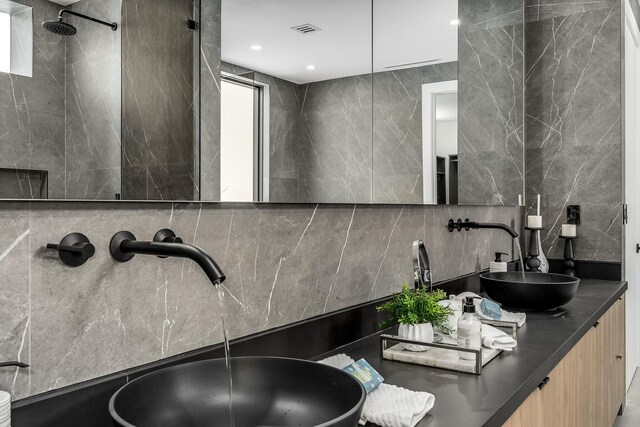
(109, 356, 365, 427)
(480, 272, 580, 310)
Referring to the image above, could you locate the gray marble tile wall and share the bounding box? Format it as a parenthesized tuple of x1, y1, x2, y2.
(0, 169, 47, 199)
(0, 201, 519, 400)
(524, 0, 622, 261)
(372, 62, 458, 204)
(298, 75, 374, 203)
(199, 0, 222, 202)
(64, 0, 121, 200)
(0, 0, 66, 198)
(121, 0, 197, 201)
(457, 0, 525, 207)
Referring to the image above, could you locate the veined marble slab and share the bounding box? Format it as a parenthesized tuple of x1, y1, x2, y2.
(383, 342, 502, 374)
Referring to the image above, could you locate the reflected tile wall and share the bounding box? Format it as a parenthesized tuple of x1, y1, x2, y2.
(524, 0, 622, 261)
(65, 0, 122, 200)
(200, 0, 222, 201)
(298, 75, 374, 203)
(372, 62, 458, 204)
(0, 169, 48, 199)
(0, 0, 66, 198)
(0, 201, 519, 399)
(121, 0, 197, 200)
(457, 0, 525, 206)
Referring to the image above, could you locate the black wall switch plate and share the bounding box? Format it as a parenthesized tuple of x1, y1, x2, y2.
(567, 205, 581, 225)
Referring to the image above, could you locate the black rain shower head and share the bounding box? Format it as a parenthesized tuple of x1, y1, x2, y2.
(42, 19, 77, 36)
(42, 9, 117, 36)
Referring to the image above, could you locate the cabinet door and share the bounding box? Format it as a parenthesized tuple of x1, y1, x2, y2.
(502, 388, 542, 427)
(503, 326, 598, 427)
(606, 352, 625, 426)
(572, 327, 597, 427)
(502, 296, 626, 427)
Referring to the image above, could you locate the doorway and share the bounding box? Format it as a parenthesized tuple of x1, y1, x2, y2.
(220, 77, 269, 202)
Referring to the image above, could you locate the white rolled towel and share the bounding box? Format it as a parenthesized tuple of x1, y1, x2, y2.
(318, 354, 435, 427)
(482, 324, 517, 351)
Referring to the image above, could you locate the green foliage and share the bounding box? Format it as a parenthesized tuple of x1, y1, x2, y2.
(377, 285, 452, 331)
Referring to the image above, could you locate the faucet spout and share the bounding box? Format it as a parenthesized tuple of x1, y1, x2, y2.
(110, 230, 226, 286)
(412, 240, 432, 291)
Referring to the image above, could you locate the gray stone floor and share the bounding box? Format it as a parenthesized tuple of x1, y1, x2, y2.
(615, 371, 640, 427)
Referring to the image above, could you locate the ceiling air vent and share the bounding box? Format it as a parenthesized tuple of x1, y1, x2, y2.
(291, 24, 321, 35)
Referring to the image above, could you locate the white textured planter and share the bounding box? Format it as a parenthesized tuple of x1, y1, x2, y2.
(398, 322, 434, 352)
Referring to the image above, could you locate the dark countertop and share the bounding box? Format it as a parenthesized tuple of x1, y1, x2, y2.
(314, 279, 628, 427)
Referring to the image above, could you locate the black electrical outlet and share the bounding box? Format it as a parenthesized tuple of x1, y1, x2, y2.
(567, 205, 581, 225)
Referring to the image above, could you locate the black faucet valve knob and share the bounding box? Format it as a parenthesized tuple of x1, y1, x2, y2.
(153, 229, 184, 258)
(47, 233, 95, 267)
(110, 231, 137, 262)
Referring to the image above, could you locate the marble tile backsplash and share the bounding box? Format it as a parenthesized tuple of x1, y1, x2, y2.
(0, 202, 519, 400)
(524, 0, 622, 261)
(458, 0, 525, 206)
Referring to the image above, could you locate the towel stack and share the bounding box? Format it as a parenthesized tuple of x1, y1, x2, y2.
(0, 391, 10, 427)
(319, 354, 435, 427)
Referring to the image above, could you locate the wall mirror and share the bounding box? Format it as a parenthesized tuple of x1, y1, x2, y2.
(0, 0, 524, 205)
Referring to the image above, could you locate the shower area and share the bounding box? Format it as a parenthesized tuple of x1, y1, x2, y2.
(37, 0, 198, 200)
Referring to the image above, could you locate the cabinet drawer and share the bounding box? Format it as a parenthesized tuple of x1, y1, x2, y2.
(595, 296, 624, 370)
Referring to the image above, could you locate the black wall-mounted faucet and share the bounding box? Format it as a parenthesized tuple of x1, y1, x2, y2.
(0, 361, 29, 368)
(110, 229, 226, 286)
(447, 218, 519, 239)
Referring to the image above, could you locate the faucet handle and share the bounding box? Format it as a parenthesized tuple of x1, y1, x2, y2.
(153, 229, 183, 259)
(46, 233, 95, 267)
(154, 229, 183, 244)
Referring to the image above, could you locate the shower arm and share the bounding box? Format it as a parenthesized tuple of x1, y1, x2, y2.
(59, 9, 118, 31)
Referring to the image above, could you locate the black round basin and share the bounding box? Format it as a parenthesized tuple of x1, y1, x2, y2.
(109, 356, 365, 427)
(480, 272, 580, 310)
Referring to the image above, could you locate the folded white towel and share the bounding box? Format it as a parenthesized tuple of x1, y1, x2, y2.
(318, 354, 435, 427)
(452, 292, 527, 327)
(481, 324, 517, 351)
(359, 383, 434, 427)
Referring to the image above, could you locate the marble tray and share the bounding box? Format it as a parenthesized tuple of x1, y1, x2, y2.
(380, 334, 502, 374)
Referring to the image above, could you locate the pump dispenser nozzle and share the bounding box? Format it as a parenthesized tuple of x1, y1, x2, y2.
(494, 252, 509, 262)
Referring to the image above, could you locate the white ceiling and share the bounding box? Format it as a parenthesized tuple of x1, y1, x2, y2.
(222, 0, 458, 84)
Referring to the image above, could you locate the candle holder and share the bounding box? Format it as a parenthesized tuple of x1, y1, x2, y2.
(525, 226, 544, 272)
(560, 236, 578, 277)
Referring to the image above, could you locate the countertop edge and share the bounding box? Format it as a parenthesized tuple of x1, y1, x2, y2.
(485, 281, 628, 427)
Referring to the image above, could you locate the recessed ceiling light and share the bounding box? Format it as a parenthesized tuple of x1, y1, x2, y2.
(250, 45, 263, 50)
(306, 64, 316, 70)
(450, 19, 460, 26)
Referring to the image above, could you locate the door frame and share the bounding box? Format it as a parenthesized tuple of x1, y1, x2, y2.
(624, 0, 640, 391)
(421, 80, 458, 204)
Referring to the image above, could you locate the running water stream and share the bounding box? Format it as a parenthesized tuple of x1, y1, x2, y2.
(514, 237, 526, 280)
(216, 284, 235, 427)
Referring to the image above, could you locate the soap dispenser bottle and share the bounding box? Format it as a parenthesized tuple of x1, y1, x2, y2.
(457, 297, 482, 360)
(490, 252, 509, 273)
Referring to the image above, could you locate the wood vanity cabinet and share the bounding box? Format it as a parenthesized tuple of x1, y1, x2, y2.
(503, 295, 625, 427)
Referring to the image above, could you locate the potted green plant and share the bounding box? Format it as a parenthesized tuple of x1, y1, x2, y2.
(377, 286, 452, 351)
